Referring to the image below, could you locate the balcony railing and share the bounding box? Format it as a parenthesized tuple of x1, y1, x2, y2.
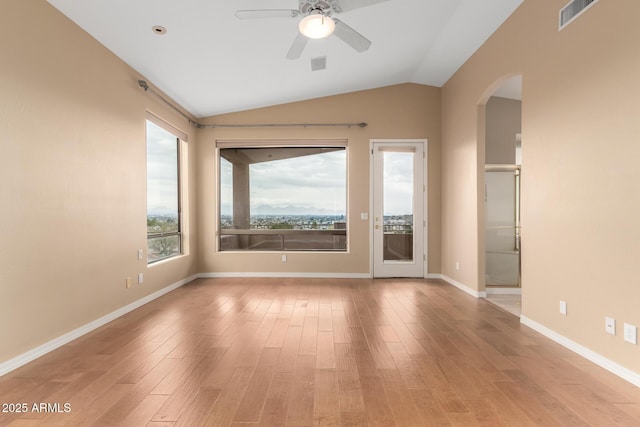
(219, 228, 347, 251)
(383, 224, 413, 233)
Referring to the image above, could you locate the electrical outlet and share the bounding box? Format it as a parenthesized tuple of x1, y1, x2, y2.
(138, 273, 144, 284)
(559, 300, 567, 315)
(126, 277, 131, 289)
(455, 262, 460, 271)
(605, 317, 616, 335)
(623, 323, 637, 345)
(281, 255, 287, 263)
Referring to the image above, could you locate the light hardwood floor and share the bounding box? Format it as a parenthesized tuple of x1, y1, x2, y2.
(1, 278, 640, 426)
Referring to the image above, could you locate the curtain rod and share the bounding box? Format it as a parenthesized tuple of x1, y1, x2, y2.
(199, 122, 367, 129)
(138, 80, 368, 129)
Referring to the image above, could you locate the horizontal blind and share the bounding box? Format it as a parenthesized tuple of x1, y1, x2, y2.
(146, 111, 188, 142)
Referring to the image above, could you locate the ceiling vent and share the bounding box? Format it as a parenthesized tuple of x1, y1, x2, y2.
(559, 0, 598, 30)
(311, 56, 327, 71)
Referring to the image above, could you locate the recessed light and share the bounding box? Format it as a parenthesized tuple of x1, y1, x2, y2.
(152, 25, 167, 35)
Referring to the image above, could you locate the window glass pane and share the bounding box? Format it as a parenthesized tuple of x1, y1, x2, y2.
(146, 120, 180, 262)
(220, 157, 233, 229)
(249, 149, 346, 221)
(383, 151, 414, 262)
(147, 235, 181, 263)
(219, 146, 346, 251)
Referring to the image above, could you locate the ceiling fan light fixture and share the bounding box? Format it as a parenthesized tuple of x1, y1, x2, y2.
(298, 13, 335, 39)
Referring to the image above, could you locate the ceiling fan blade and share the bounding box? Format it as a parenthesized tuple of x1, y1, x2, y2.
(334, 0, 389, 13)
(286, 33, 308, 59)
(333, 19, 372, 53)
(235, 9, 300, 19)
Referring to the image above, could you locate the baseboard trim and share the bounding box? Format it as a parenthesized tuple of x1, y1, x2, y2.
(439, 274, 486, 298)
(486, 287, 522, 295)
(199, 272, 371, 279)
(520, 315, 640, 388)
(0, 274, 198, 378)
(426, 273, 442, 280)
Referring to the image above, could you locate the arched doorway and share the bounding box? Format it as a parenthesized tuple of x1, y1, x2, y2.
(479, 75, 522, 316)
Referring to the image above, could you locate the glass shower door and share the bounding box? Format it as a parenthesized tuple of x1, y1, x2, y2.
(485, 166, 520, 287)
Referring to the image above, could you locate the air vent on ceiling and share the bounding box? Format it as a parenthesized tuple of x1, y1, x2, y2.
(559, 0, 598, 30)
(311, 56, 327, 72)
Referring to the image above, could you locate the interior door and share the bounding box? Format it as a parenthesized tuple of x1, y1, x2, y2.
(372, 141, 425, 278)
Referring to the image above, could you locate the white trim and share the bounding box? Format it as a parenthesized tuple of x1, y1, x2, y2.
(520, 316, 640, 388)
(199, 272, 371, 279)
(440, 274, 487, 298)
(486, 287, 522, 295)
(0, 274, 198, 378)
(426, 273, 442, 280)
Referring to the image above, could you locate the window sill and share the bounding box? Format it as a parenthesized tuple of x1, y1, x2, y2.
(147, 253, 188, 268)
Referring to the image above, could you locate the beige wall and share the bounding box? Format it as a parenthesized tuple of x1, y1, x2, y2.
(442, 0, 640, 372)
(0, 1, 199, 364)
(196, 84, 441, 276)
(485, 96, 521, 164)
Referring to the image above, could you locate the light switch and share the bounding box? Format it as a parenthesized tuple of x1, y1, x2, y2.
(624, 323, 637, 345)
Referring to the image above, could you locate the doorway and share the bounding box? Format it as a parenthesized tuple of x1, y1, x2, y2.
(371, 140, 426, 278)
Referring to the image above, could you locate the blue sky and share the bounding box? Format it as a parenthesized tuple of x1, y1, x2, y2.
(383, 151, 414, 215)
(146, 121, 178, 215)
(220, 150, 346, 216)
(220, 148, 414, 216)
(148, 132, 415, 218)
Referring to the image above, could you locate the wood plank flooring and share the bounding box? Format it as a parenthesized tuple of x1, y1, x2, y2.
(1, 277, 640, 426)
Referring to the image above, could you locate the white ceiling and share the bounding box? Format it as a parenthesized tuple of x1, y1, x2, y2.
(47, 0, 523, 118)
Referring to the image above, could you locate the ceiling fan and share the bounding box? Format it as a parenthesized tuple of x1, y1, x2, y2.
(235, 0, 389, 59)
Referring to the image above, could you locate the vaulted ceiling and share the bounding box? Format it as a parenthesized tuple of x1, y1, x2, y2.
(47, 0, 524, 117)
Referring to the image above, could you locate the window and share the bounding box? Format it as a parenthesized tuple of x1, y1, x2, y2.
(146, 118, 182, 263)
(218, 141, 347, 252)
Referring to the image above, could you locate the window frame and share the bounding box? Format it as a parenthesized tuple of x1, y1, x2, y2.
(216, 139, 349, 253)
(146, 113, 186, 264)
